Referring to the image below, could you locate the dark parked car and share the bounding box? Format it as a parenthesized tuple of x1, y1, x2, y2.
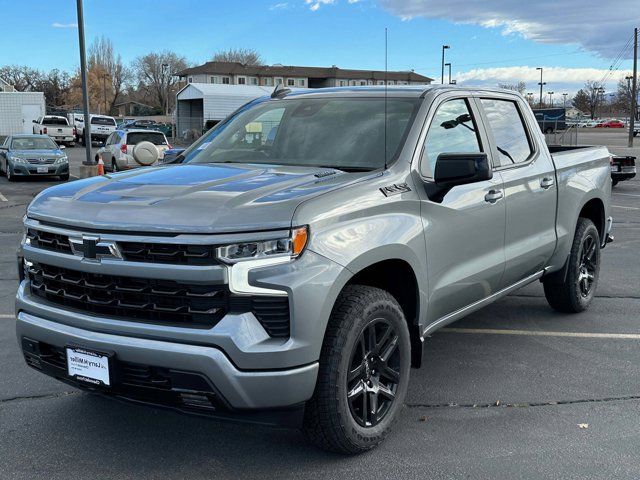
(611, 155, 636, 186)
(0, 134, 69, 181)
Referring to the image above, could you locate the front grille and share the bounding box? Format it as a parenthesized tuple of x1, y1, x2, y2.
(28, 262, 227, 327)
(119, 241, 217, 265)
(27, 229, 73, 255)
(26, 228, 219, 266)
(27, 158, 55, 165)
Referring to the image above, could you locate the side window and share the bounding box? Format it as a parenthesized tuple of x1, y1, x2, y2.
(105, 133, 114, 145)
(420, 98, 482, 178)
(480, 99, 533, 165)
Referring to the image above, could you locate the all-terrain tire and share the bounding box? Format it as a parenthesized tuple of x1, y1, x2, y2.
(302, 285, 411, 454)
(543, 218, 600, 313)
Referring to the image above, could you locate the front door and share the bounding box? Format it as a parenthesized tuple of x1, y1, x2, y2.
(415, 96, 506, 324)
(21, 104, 42, 134)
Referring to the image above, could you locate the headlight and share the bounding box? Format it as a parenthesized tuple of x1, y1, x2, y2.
(10, 155, 26, 164)
(54, 156, 68, 164)
(216, 226, 308, 264)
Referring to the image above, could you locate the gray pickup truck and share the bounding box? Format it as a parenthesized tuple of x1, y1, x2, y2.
(16, 86, 612, 454)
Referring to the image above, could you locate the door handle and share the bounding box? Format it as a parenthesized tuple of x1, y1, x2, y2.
(540, 176, 555, 189)
(484, 189, 504, 203)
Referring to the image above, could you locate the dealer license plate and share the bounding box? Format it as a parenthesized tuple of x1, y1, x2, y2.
(66, 347, 111, 386)
(611, 165, 619, 172)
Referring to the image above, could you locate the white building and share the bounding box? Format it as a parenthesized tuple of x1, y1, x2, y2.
(176, 83, 277, 136)
(0, 78, 45, 136)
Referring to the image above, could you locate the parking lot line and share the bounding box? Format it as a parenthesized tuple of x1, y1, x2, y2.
(0, 314, 14, 319)
(441, 327, 640, 339)
(0, 192, 7, 202)
(612, 205, 640, 210)
(615, 193, 640, 198)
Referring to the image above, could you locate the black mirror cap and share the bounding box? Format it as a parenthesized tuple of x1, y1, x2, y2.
(434, 152, 492, 187)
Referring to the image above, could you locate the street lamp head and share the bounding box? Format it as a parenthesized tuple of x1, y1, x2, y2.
(443, 45, 450, 49)
(536, 67, 543, 71)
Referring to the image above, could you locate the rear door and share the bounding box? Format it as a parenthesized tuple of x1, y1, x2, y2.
(476, 95, 557, 287)
(415, 93, 506, 324)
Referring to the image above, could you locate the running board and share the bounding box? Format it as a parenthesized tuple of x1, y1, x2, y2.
(421, 270, 545, 337)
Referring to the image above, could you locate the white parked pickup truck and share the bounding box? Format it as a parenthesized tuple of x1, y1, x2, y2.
(68, 114, 117, 145)
(32, 116, 76, 147)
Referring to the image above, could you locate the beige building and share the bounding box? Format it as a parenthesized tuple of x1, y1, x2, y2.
(175, 61, 432, 89)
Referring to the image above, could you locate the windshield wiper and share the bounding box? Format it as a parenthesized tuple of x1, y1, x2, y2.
(315, 165, 374, 172)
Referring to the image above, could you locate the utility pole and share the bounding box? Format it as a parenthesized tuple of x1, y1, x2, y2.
(441, 45, 450, 84)
(536, 67, 545, 107)
(548, 91, 554, 107)
(445, 62, 452, 84)
(76, 0, 93, 168)
(162, 63, 170, 116)
(629, 27, 637, 147)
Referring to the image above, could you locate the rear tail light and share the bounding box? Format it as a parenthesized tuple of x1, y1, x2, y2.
(73, 127, 77, 136)
(43, 127, 47, 134)
(120, 144, 127, 154)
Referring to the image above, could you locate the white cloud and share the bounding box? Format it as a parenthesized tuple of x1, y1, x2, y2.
(379, 0, 637, 58)
(455, 66, 632, 96)
(305, 0, 336, 11)
(52, 22, 77, 29)
(270, 2, 288, 9)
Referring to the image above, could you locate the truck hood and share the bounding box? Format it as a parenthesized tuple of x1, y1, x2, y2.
(27, 163, 368, 233)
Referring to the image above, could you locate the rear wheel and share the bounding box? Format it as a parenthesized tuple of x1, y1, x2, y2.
(303, 285, 411, 454)
(543, 218, 600, 313)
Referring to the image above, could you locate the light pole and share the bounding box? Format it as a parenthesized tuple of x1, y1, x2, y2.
(536, 67, 545, 107)
(162, 63, 170, 116)
(441, 45, 450, 84)
(562, 92, 568, 108)
(597, 87, 605, 118)
(76, 0, 93, 167)
(526, 92, 533, 105)
(547, 91, 554, 107)
(445, 62, 452, 84)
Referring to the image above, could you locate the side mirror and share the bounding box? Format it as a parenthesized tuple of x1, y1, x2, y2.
(434, 153, 492, 187)
(59, 145, 66, 150)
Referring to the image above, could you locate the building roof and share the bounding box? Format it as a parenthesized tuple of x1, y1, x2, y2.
(175, 61, 432, 83)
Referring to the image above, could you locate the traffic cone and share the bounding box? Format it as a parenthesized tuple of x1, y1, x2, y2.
(97, 156, 105, 176)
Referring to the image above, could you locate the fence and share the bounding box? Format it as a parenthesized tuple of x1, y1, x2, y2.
(544, 124, 578, 146)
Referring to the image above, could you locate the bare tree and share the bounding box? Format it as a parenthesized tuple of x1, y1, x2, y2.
(211, 48, 263, 65)
(0, 65, 41, 91)
(572, 81, 604, 119)
(88, 36, 131, 113)
(33, 69, 71, 108)
(498, 81, 526, 95)
(132, 51, 188, 113)
(613, 75, 639, 115)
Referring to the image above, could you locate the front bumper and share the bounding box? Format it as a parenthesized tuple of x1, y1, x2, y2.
(16, 311, 318, 412)
(11, 163, 69, 177)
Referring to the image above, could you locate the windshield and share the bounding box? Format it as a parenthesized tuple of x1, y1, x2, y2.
(91, 116, 116, 126)
(126, 132, 167, 145)
(11, 137, 58, 150)
(185, 97, 419, 171)
(42, 117, 68, 126)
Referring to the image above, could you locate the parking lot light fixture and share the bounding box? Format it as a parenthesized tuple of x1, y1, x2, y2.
(536, 67, 545, 107)
(548, 91, 554, 107)
(562, 92, 568, 108)
(441, 45, 450, 84)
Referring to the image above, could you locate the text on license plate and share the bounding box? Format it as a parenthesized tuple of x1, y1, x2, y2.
(66, 347, 111, 386)
(37, 166, 48, 173)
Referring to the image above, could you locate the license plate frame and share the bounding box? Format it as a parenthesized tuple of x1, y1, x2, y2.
(37, 166, 49, 173)
(66, 346, 113, 387)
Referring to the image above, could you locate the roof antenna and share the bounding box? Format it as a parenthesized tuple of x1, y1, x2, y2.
(384, 27, 388, 170)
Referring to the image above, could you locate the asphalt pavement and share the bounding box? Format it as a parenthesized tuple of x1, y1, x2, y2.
(0, 131, 639, 479)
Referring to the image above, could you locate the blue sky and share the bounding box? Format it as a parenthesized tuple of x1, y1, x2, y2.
(0, 0, 636, 98)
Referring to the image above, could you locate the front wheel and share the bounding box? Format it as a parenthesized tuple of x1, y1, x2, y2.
(543, 218, 600, 313)
(303, 285, 411, 454)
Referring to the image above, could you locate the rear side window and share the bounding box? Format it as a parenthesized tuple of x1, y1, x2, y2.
(126, 132, 167, 146)
(420, 98, 482, 178)
(91, 117, 116, 126)
(480, 99, 532, 165)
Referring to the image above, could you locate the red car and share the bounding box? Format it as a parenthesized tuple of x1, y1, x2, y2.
(596, 120, 625, 128)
